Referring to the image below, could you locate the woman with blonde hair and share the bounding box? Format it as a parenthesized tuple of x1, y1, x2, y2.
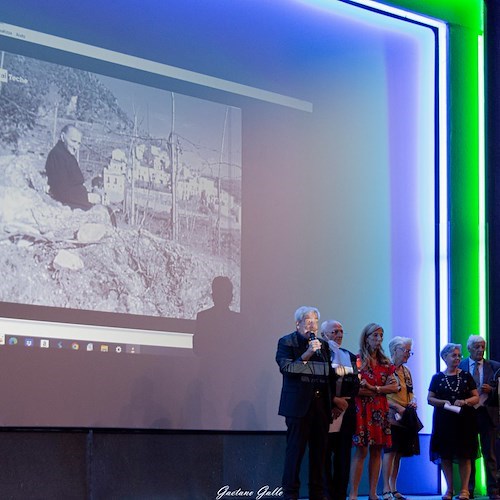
(349, 323, 398, 500)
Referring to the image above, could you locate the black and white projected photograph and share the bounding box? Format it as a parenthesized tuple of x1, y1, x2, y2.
(0, 50, 241, 325)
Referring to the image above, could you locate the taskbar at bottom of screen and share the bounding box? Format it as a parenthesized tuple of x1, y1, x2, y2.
(0, 334, 140, 354)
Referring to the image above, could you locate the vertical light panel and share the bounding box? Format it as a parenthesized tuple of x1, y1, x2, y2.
(296, 0, 448, 429)
(340, 0, 485, 363)
(347, 0, 450, 370)
(436, 16, 450, 358)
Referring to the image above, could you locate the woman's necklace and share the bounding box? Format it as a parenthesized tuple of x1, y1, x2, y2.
(443, 370, 461, 393)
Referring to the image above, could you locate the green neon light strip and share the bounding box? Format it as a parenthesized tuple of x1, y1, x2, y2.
(478, 34, 487, 341)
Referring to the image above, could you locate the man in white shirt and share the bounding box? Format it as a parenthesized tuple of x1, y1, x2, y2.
(459, 335, 500, 499)
(320, 320, 359, 500)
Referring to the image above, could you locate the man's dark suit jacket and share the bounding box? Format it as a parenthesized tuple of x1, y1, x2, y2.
(459, 356, 500, 426)
(276, 331, 331, 418)
(45, 140, 92, 210)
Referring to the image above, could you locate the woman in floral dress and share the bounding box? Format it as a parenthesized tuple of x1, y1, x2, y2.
(349, 323, 398, 500)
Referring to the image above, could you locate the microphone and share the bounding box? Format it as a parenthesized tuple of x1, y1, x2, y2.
(307, 332, 323, 358)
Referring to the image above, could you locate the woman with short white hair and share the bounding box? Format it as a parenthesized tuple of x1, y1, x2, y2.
(381, 336, 420, 500)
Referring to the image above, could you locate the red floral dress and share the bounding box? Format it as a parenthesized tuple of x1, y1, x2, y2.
(352, 360, 396, 447)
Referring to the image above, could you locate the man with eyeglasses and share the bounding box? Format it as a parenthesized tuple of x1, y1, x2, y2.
(320, 320, 359, 500)
(459, 335, 500, 499)
(276, 306, 332, 500)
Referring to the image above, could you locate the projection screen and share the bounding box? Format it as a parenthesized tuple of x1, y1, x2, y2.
(0, 0, 443, 430)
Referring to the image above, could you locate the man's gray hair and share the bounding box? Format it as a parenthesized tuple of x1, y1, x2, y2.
(467, 334, 485, 350)
(319, 319, 341, 339)
(294, 306, 320, 323)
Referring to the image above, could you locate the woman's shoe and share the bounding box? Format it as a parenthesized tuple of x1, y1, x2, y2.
(458, 490, 470, 500)
(382, 492, 393, 500)
(392, 491, 407, 500)
(441, 490, 453, 500)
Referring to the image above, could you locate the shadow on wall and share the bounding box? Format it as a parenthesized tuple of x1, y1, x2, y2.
(183, 276, 260, 430)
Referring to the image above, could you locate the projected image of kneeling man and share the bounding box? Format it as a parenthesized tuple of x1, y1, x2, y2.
(45, 124, 93, 211)
(276, 306, 331, 500)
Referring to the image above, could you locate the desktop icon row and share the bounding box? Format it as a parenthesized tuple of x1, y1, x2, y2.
(0, 334, 140, 354)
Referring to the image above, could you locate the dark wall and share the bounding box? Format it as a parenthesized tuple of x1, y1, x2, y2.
(0, 430, 437, 499)
(0, 430, 286, 500)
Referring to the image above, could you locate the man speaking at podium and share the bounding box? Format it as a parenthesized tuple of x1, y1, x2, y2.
(276, 306, 332, 500)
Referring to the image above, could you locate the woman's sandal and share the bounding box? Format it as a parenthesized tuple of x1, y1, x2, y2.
(382, 492, 393, 500)
(458, 490, 470, 500)
(392, 491, 407, 500)
(441, 490, 453, 500)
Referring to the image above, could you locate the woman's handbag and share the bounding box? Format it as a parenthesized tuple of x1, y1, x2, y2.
(400, 405, 424, 433)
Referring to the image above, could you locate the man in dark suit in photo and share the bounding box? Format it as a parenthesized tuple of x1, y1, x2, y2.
(276, 306, 332, 500)
(45, 124, 93, 211)
(459, 335, 500, 499)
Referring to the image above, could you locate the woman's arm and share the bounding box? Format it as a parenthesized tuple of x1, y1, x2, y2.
(379, 376, 399, 394)
(358, 378, 398, 395)
(454, 388, 479, 407)
(357, 378, 376, 396)
(427, 390, 450, 408)
(387, 398, 406, 413)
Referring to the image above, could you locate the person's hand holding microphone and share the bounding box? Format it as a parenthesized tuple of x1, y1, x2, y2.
(301, 332, 322, 361)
